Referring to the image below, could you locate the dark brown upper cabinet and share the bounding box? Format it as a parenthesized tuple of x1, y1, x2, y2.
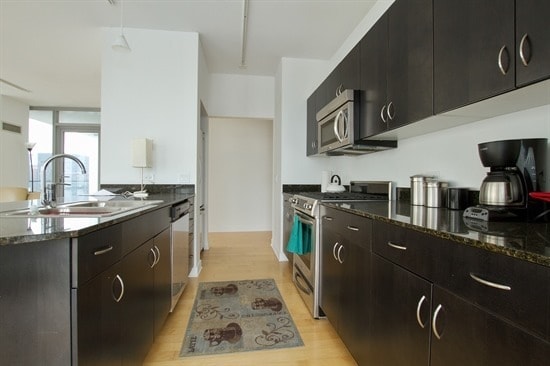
(434, 0, 516, 114)
(515, 0, 550, 87)
(359, 0, 433, 139)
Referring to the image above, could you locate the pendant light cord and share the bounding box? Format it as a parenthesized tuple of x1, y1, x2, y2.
(120, 0, 124, 33)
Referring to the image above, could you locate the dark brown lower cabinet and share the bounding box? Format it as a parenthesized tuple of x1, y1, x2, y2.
(369, 253, 550, 366)
(76, 227, 171, 366)
(120, 239, 155, 366)
(370, 254, 432, 366)
(153, 228, 172, 337)
(74, 263, 123, 366)
(320, 207, 372, 365)
(430, 286, 550, 366)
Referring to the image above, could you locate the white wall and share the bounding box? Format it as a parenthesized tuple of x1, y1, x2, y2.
(0, 95, 29, 187)
(207, 73, 274, 119)
(207, 117, 273, 232)
(101, 28, 199, 185)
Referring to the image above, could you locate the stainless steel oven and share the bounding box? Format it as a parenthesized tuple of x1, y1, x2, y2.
(290, 181, 392, 318)
(289, 200, 319, 317)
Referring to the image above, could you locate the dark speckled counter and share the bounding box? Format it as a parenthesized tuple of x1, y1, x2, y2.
(0, 192, 194, 246)
(324, 200, 550, 268)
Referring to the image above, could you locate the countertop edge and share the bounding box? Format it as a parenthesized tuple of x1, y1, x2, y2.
(323, 202, 550, 268)
(0, 193, 194, 246)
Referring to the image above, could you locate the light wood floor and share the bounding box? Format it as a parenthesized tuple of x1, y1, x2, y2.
(143, 231, 357, 366)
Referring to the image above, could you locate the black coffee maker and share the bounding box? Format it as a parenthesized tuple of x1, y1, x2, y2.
(463, 138, 547, 221)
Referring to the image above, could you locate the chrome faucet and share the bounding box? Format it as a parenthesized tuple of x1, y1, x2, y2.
(41, 154, 87, 207)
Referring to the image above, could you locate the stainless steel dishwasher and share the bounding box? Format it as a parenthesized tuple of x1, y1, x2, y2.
(170, 200, 190, 312)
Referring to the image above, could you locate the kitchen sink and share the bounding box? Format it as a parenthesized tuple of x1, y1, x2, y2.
(1, 200, 164, 218)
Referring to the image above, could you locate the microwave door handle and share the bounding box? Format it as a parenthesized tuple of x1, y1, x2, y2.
(333, 110, 344, 142)
(342, 109, 349, 139)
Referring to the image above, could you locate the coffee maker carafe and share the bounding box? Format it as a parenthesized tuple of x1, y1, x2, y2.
(464, 138, 547, 221)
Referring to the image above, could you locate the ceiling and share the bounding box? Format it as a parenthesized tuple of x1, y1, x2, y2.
(0, 0, 377, 108)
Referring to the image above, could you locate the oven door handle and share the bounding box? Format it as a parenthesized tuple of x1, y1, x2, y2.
(294, 211, 316, 226)
(294, 270, 312, 295)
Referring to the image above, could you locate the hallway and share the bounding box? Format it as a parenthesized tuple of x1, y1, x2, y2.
(144, 231, 356, 365)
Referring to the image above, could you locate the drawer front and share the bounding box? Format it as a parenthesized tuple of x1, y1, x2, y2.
(72, 224, 122, 287)
(372, 220, 435, 279)
(433, 241, 550, 342)
(322, 206, 372, 249)
(339, 211, 372, 249)
(121, 207, 170, 255)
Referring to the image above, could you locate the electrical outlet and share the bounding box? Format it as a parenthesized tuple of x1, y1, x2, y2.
(144, 174, 155, 183)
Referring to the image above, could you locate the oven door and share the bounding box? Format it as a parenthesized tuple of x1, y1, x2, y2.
(291, 211, 317, 281)
(291, 209, 321, 318)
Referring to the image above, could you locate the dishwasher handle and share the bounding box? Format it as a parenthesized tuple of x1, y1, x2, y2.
(171, 201, 190, 221)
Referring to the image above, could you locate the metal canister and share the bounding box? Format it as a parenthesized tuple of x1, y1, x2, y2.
(410, 175, 432, 206)
(425, 180, 449, 208)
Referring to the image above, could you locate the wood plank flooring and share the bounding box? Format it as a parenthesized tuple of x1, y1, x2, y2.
(143, 231, 357, 366)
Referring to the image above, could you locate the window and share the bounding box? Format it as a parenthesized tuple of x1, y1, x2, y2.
(29, 108, 100, 199)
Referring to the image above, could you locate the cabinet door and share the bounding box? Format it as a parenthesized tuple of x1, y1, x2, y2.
(76, 263, 122, 366)
(370, 254, 432, 366)
(121, 241, 155, 365)
(306, 92, 318, 156)
(337, 43, 361, 92)
(387, 0, 433, 129)
(320, 219, 343, 329)
(339, 239, 371, 365)
(516, 0, 550, 86)
(430, 286, 550, 366)
(434, 0, 515, 113)
(359, 13, 388, 138)
(153, 228, 171, 337)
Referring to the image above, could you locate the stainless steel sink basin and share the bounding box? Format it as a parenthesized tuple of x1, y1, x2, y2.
(1, 200, 164, 218)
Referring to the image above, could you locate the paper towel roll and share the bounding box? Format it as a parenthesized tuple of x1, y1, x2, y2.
(321, 171, 332, 193)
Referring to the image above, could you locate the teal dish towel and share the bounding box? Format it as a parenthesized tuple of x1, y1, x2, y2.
(286, 215, 312, 255)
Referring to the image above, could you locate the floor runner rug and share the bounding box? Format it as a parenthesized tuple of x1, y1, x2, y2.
(180, 278, 304, 357)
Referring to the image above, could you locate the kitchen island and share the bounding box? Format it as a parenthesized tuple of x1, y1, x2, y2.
(320, 200, 550, 366)
(0, 192, 194, 365)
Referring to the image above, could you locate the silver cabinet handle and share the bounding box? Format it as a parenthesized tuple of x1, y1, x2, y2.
(336, 244, 344, 264)
(154, 245, 161, 266)
(387, 101, 395, 120)
(519, 33, 530, 66)
(324, 216, 333, 221)
(498, 45, 509, 75)
(93, 245, 113, 256)
(387, 241, 407, 250)
(380, 105, 388, 123)
(416, 295, 428, 328)
(469, 273, 511, 291)
(432, 304, 443, 340)
(149, 247, 157, 268)
(336, 84, 344, 97)
(346, 225, 359, 231)
(332, 242, 340, 261)
(112, 274, 124, 303)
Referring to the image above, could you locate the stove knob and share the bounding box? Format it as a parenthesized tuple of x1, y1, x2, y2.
(290, 198, 297, 204)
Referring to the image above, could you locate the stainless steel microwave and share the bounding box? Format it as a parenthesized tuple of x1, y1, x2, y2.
(316, 89, 359, 154)
(316, 89, 397, 155)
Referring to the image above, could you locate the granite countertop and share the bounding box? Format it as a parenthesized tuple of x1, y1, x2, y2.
(0, 192, 194, 246)
(324, 200, 550, 268)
